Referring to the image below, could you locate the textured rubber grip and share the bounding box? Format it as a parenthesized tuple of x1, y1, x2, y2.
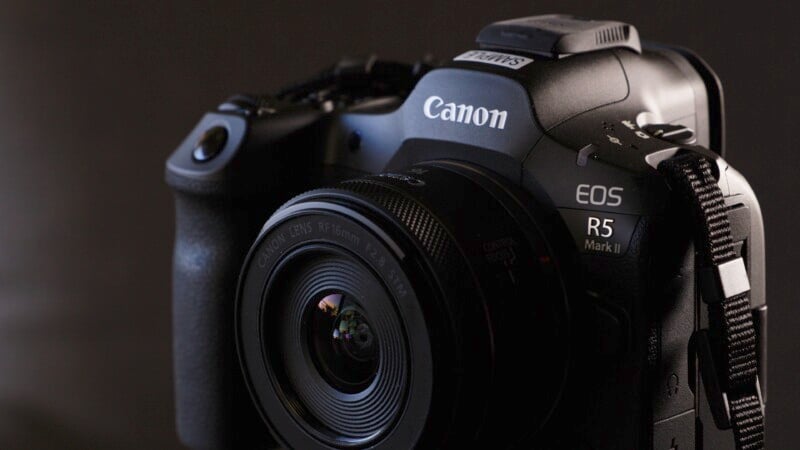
(171, 191, 275, 449)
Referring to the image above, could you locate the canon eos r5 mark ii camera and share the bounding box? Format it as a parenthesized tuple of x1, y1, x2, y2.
(166, 15, 767, 450)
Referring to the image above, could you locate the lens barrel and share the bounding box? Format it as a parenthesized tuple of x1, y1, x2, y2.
(237, 161, 569, 448)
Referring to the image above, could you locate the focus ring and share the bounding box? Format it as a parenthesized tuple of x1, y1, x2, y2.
(338, 178, 457, 267)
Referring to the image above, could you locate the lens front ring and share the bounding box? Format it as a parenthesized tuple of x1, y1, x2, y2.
(263, 243, 408, 443)
(237, 206, 435, 449)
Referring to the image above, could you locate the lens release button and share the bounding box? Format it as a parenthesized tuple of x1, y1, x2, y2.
(192, 126, 228, 162)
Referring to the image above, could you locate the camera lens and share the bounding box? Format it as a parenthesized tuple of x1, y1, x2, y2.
(306, 292, 379, 393)
(237, 161, 571, 448)
(254, 245, 408, 446)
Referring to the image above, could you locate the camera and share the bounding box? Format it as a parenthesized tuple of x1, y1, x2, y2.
(166, 15, 767, 449)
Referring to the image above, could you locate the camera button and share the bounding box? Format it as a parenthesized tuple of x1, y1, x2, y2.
(191, 126, 228, 162)
(218, 94, 259, 116)
(642, 123, 696, 145)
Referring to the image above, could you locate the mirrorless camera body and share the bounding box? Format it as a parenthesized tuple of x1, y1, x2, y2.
(166, 15, 766, 449)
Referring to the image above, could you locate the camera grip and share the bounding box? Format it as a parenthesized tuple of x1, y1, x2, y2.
(171, 191, 273, 449)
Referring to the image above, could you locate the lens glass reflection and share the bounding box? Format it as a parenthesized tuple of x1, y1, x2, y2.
(306, 292, 379, 393)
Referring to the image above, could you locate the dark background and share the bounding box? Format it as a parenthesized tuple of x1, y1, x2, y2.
(0, 1, 796, 449)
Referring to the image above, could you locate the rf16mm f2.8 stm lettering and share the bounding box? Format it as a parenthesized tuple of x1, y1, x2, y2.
(422, 95, 509, 130)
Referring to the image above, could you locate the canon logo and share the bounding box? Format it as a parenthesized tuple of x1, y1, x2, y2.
(422, 95, 508, 130)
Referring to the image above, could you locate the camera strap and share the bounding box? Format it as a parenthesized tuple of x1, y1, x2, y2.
(659, 154, 764, 450)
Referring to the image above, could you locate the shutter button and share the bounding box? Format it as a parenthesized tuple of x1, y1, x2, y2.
(192, 126, 228, 162)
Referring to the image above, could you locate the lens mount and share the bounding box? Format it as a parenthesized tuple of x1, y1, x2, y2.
(237, 161, 570, 449)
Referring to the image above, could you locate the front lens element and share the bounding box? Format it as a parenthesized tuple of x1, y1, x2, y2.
(307, 292, 379, 393)
(260, 245, 409, 446)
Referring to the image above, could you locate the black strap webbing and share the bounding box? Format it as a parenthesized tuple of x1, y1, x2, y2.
(659, 155, 764, 450)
